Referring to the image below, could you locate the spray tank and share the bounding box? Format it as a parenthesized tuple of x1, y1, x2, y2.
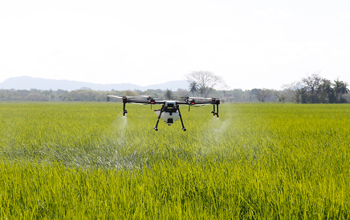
(154, 101, 180, 126)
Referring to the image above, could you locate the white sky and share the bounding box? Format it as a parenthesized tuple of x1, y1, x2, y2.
(1, 0, 349, 90)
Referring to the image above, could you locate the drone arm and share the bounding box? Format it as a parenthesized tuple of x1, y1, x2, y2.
(177, 101, 188, 105)
(216, 103, 219, 118)
(154, 105, 164, 131)
(123, 102, 127, 116)
(184, 100, 212, 105)
(126, 100, 165, 105)
(211, 105, 215, 116)
(126, 100, 150, 104)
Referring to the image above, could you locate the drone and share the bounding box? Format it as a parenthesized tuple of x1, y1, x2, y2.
(107, 95, 220, 131)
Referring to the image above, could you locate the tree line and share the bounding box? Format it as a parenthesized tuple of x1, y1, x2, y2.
(0, 88, 188, 102)
(185, 71, 349, 103)
(0, 72, 349, 103)
(282, 74, 349, 103)
(0, 87, 271, 102)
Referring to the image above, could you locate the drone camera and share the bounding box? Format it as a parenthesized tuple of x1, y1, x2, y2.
(167, 103, 174, 108)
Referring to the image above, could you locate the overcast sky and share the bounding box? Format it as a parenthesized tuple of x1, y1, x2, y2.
(1, 0, 349, 90)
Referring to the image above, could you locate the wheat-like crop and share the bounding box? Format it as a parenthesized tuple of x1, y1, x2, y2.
(0, 102, 349, 218)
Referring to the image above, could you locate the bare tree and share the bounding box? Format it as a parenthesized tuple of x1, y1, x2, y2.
(282, 82, 305, 103)
(186, 71, 224, 97)
(255, 89, 271, 102)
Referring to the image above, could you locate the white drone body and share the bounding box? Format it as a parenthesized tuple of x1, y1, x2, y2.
(154, 101, 179, 126)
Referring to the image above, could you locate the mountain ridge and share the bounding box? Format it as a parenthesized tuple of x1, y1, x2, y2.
(0, 76, 189, 91)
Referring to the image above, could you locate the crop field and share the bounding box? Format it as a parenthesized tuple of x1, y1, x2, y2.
(0, 102, 350, 219)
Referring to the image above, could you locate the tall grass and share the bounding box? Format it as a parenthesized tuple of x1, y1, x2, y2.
(0, 102, 349, 218)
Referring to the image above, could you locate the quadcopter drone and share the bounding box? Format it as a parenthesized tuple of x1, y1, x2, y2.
(107, 95, 220, 131)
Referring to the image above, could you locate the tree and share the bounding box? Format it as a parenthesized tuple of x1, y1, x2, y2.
(274, 91, 286, 103)
(254, 89, 271, 102)
(282, 82, 304, 103)
(302, 73, 322, 103)
(164, 89, 173, 100)
(284, 74, 349, 103)
(189, 82, 198, 97)
(279, 93, 286, 103)
(124, 90, 136, 96)
(186, 71, 224, 97)
(175, 89, 189, 99)
(319, 79, 335, 103)
(334, 79, 349, 102)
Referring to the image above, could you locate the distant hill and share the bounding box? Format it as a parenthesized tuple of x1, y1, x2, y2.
(0, 76, 189, 91)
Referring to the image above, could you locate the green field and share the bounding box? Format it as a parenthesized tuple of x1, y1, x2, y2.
(0, 102, 350, 219)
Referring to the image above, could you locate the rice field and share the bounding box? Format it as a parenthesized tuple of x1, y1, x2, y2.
(0, 102, 350, 219)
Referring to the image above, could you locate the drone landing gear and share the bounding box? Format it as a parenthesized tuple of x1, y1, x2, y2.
(154, 106, 164, 131)
(211, 104, 219, 117)
(122, 102, 127, 116)
(153, 105, 187, 131)
(177, 105, 186, 131)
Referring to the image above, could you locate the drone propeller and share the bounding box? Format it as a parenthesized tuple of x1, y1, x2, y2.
(181, 96, 217, 101)
(189, 97, 212, 99)
(220, 97, 234, 102)
(107, 95, 139, 99)
(107, 95, 158, 102)
(107, 95, 124, 99)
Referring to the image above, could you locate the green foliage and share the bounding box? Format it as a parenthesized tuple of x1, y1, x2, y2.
(0, 103, 350, 218)
(286, 74, 349, 103)
(164, 89, 173, 100)
(124, 90, 136, 96)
